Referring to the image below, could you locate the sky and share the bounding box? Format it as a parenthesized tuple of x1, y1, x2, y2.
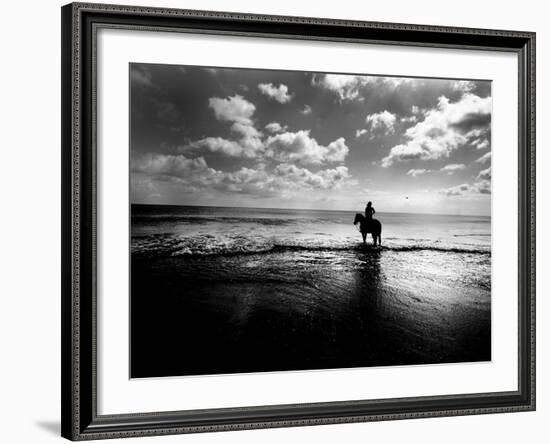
(130, 63, 492, 216)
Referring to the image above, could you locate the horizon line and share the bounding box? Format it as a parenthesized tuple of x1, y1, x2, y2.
(131, 202, 490, 218)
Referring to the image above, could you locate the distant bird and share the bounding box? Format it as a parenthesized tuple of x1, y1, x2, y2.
(405, 196, 409, 199)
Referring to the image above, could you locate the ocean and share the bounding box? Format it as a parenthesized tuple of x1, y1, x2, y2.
(130, 204, 491, 378)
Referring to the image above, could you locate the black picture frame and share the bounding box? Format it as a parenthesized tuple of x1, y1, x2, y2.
(61, 2, 536, 440)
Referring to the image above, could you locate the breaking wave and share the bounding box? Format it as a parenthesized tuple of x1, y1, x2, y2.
(131, 234, 490, 259)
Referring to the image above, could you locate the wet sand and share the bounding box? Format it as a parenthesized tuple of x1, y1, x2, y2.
(130, 247, 490, 378)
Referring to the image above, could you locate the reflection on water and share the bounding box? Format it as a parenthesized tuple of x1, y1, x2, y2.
(131, 245, 490, 378)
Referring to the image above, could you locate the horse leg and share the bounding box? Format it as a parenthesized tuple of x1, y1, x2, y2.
(371, 232, 376, 246)
(362, 232, 366, 244)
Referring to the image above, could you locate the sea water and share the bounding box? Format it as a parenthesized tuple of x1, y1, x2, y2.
(130, 204, 491, 377)
(131, 204, 490, 256)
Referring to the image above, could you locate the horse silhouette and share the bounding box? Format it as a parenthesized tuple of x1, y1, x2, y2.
(353, 214, 382, 246)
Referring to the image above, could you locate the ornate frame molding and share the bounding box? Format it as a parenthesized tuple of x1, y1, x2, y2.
(61, 3, 535, 440)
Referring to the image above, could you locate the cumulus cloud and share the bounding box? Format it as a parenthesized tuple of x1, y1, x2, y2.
(179, 95, 265, 158)
(356, 110, 396, 139)
(441, 183, 472, 196)
(215, 167, 273, 195)
(312, 74, 367, 101)
(365, 110, 396, 134)
(258, 83, 293, 103)
(439, 167, 491, 196)
(476, 166, 491, 181)
(356, 129, 368, 138)
(264, 130, 349, 165)
(475, 152, 491, 164)
(381, 144, 424, 166)
(381, 93, 492, 167)
(384, 77, 412, 88)
(273, 164, 352, 190)
(265, 122, 288, 134)
(186, 137, 260, 158)
(184, 106, 349, 165)
(300, 104, 312, 115)
(132, 153, 353, 196)
(217, 164, 353, 196)
(231, 122, 262, 138)
(312, 74, 412, 101)
(208, 95, 256, 125)
(133, 154, 268, 194)
(440, 163, 466, 174)
(453, 80, 476, 93)
(472, 139, 490, 150)
(132, 153, 218, 182)
(407, 168, 431, 177)
(475, 180, 491, 194)
(187, 95, 350, 164)
(400, 115, 417, 124)
(440, 180, 490, 196)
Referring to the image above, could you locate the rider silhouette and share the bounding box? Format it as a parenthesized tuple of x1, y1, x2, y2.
(365, 201, 375, 220)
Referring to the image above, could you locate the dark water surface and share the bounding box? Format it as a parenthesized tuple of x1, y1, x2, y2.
(131, 205, 491, 378)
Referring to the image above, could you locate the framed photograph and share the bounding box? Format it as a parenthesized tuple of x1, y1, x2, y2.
(61, 2, 535, 440)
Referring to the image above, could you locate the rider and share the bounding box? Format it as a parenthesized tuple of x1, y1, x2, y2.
(365, 201, 375, 220)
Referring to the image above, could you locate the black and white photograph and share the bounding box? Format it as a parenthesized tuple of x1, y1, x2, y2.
(1, 0, 543, 442)
(130, 63, 492, 378)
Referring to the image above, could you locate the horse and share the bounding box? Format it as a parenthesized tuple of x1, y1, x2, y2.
(353, 213, 382, 246)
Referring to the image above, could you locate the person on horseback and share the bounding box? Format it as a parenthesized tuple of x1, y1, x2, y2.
(354, 202, 381, 245)
(365, 201, 375, 220)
